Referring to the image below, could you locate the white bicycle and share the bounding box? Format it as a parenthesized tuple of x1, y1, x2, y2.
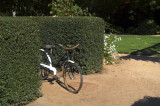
(40, 43, 83, 93)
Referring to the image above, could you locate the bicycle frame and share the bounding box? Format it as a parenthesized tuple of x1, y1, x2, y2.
(40, 49, 57, 75)
(66, 50, 75, 64)
(40, 48, 75, 76)
(40, 44, 83, 94)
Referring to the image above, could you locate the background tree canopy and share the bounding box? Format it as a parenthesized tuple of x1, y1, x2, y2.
(0, 0, 160, 34)
(0, 0, 51, 16)
(48, 0, 90, 16)
(75, 0, 160, 33)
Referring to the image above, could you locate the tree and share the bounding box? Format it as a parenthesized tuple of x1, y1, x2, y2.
(130, 0, 160, 24)
(75, 0, 160, 30)
(49, 0, 90, 16)
(0, 0, 51, 16)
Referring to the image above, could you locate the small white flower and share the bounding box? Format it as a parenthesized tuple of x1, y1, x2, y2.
(105, 36, 109, 39)
(104, 34, 121, 63)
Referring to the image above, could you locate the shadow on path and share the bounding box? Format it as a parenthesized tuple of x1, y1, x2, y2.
(132, 96, 160, 106)
(131, 43, 160, 56)
(120, 54, 160, 63)
(44, 78, 71, 93)
(56, 80, 69, 92)
(120, 43, 160, 62)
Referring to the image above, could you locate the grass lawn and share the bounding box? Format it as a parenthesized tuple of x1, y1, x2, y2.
(115, 35, 160, 56)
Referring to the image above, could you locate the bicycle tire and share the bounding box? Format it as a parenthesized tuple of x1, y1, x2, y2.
(40, 49, 50, 80)
(40, 66, 49, 80)
(63, 62, 83, 93)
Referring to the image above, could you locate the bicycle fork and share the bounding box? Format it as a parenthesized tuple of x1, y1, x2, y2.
(66, 50, 75, 80)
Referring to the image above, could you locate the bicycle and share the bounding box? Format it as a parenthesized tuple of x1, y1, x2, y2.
(39, 43, 83, 94)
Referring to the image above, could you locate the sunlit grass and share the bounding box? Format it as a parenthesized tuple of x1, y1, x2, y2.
(115, 35, 160, 56)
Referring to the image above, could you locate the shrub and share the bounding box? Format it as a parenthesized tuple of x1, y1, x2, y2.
(38, 16, 105, 74)
(104, 34, 121, 63)
(0, 16, 105, 105)
(0, 17, 42, 105)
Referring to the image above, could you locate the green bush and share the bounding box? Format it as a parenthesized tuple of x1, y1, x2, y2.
(38, 16, 105, 74)
(0, 17, 42, 105)
(0, 16, 105, 105)
(127, 20, 160, 35)
(105, 22, 124, 34)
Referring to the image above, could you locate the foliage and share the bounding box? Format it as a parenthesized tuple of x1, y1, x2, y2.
(127, 20, 160, 35)
(0, 19, 105, 106)
(76, 0, 160, 32)
(130, 0, 160, 24)
(37, 16, 105, 74)
(104, 34, 121, 63)
(0, 0, 51, 16)
(105, 22, 124, 34)
(49, 0, 90, 16)
(75, 0, 126, 15)
(1, 0, 160, 34)
(0, 17, 42, 105)
(75, 0, 128, 26)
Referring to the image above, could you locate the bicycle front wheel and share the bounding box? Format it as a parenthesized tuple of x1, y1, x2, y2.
(63, 62, 83, 93)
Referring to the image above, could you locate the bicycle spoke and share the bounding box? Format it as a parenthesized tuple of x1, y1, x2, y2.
(63, 62, 83, 93)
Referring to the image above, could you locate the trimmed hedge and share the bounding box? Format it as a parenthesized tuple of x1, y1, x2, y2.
(0, 16, 105, 105)
(0, 17, 42, 105)
(38, 17, 105, 74)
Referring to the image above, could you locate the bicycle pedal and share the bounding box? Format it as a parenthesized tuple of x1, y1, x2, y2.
(48, 78, 54, 82)
(53, 75, 58, 80)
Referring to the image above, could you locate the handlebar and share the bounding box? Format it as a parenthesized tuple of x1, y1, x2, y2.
(44, 43, 79, 50)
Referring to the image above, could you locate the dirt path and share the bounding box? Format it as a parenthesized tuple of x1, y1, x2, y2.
(28, 54, 160, 106)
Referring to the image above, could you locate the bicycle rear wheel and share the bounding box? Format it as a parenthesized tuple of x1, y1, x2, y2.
(40, 67, 49, 80)
(63, 62, 83, 93)
(40, 49, 50, 80)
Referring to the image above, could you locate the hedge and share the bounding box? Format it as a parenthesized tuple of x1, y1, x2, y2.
(0, 17, 42, 105)
(37, 17, 105, 74)
(0, 16, 105, 105)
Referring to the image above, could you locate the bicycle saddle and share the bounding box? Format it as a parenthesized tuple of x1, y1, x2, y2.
(45, 45, 55, 49)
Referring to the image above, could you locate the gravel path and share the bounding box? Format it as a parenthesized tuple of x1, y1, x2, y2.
(28, 54, 160, 106)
